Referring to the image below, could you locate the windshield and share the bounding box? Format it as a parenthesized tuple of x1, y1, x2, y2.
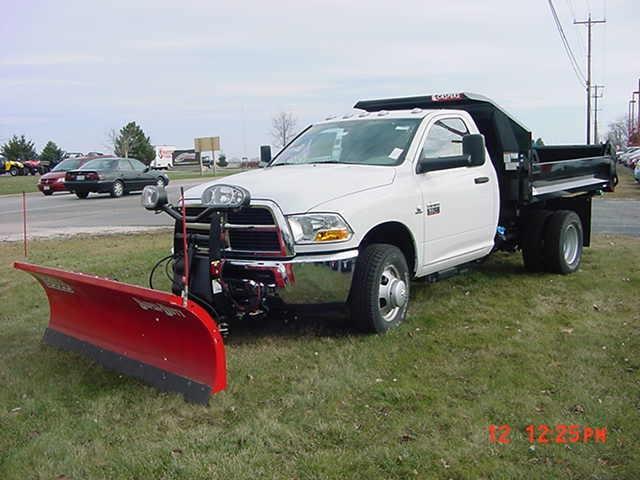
(80, 158, 118, 170)
(52, 158, 84, 171)
(271, 118, 421, 167)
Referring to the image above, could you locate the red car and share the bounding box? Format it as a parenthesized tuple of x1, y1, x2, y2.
(38, 156, 103, 195)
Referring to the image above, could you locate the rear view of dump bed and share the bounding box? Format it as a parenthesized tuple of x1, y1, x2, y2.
(354, 92, 616, 209)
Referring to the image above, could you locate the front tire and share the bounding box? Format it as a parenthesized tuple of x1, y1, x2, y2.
(9, 166, 18, 176)
(349, 244, 410, 333)
(110, 180, 124, 198)
(543, 210, 583, 274)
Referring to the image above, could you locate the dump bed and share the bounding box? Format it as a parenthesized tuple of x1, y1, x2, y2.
(354, 92, 616, 205)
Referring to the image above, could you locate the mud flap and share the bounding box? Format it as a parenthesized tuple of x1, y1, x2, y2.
(14, 261, 226, 404)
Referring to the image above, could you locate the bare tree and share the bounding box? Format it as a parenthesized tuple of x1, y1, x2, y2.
(606, 118, 629, 151)
(104, 129, 118, 154)
(271, 112, 298, 148)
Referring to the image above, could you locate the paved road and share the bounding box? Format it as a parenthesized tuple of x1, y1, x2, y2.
(592, 199, 640, 237)
(0, 180, 205, 241)
(0, 186, 638, 241)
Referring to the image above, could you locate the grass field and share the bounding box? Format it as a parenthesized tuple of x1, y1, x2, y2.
(0, 175, 40, 196)
(1, 232, 639, 479)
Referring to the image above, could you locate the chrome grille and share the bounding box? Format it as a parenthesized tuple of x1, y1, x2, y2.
(183, 206, 282, 254)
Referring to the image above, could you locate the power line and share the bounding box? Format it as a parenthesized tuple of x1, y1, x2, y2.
(565, 0, 586, 57)
(547, 0, 587, 87)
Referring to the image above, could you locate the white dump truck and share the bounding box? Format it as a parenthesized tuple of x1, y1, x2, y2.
(148, 92, 617, 333)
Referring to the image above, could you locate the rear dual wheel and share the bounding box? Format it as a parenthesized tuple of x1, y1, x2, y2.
(521, 209, 583, 274)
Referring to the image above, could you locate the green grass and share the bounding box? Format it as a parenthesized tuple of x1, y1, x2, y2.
(0, 175, 40, 195)
(0, 233, 639, 479)
(599, 166, 640, 201)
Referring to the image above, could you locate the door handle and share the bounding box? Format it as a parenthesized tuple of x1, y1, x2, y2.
(474, 176, 489, 184)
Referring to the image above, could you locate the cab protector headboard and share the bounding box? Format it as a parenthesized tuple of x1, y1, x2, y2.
(354, 92, 533, 166)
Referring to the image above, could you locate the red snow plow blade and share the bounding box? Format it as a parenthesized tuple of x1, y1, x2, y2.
(14, 261, 226, 404)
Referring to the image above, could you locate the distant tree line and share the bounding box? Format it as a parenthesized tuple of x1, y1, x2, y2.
(1, 120, 156, 167)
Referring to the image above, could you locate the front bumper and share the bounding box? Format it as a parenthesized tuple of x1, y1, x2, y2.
(38, 181, 67, 193)
(223, 249, 358, 305)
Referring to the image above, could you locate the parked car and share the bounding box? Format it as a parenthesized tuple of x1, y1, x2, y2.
(620, 147, 640, 166)
(634, 163, 640, 183)
(37, 156, 96, 195)
(0, 157, 25, 176)
(65, 157, 169, 199)
(627, 150, 640, 169)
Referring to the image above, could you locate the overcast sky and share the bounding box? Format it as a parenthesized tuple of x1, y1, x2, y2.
(1, 0, 637, 157)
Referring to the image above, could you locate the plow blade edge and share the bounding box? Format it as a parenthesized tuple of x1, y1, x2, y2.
(15, 261, 226, 404)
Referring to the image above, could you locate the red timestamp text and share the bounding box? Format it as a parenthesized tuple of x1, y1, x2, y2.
(488, 424, 607, 444)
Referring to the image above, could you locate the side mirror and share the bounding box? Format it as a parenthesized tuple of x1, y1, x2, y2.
(260, 145, 271, 167)
(143, 167, 150, 173)
(463, 134, 485, 166)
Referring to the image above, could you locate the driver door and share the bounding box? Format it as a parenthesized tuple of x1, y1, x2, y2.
(417, 116, 496, 271)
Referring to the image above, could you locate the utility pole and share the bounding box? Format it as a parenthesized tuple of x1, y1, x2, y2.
(635, 84, 640, 139)
(592, 85, 604, 143)
(574, 14, 606, 144)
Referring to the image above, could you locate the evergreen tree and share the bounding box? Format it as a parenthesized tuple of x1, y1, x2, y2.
(40, 141, 65, 167)
(1, 135, 37, 161)
(114, 122, 155, 165)
(217, 153, 228, 167)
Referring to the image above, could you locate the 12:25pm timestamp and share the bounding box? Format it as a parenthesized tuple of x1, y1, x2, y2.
(489, 424, 607, 444)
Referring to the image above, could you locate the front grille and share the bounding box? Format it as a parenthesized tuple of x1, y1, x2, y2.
(182, 205, 283, 255)
(228, 229, 281, 252)
(227, 207, 274, 225)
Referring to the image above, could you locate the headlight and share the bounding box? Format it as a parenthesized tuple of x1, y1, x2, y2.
(201, 184, 250, 209)
(141, 185, 168, 210)
(287, 213, 352, 244)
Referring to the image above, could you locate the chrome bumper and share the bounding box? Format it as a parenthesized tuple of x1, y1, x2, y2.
(224, 249, 358, 305)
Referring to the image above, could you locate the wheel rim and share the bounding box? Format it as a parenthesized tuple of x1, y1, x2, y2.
(563, 224, 580, 265)
(114, 182, 123, 196)
(156, 178, 164, 187)
(378, 264, 407, 322)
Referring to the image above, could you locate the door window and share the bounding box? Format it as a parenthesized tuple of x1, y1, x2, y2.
(129, 159, 147, 172)
(119, 159, 134, 171)
(421, 118, 469, 160)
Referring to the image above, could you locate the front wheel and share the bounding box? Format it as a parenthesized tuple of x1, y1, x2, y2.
(9, 166, 18, 176)
(349, 244, 410, 333)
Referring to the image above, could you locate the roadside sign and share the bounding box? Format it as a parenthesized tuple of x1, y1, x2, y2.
(194, 137, 221, 176)
(194, 137, 220, 153)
